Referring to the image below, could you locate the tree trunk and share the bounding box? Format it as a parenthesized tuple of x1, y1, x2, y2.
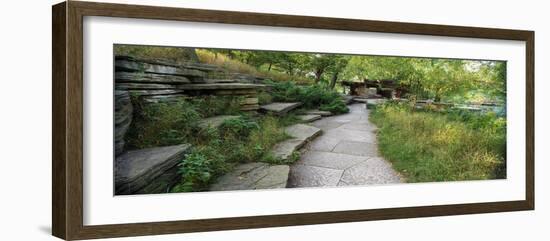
(287, 63, 293, 76)
(315, 68, 324, 83)
(329, 72, 339, 89)
(182, 48, 199, 63)
(267, 63, 272, 72)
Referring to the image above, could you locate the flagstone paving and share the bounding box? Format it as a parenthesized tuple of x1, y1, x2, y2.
(288, 103, 403, 188)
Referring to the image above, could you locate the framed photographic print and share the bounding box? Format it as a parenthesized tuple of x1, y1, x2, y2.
(52, 1, 534, 240)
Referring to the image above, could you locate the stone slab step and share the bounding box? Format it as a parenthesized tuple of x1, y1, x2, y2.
(271, 139, 305, 161)
(366, 99, 388, 109)
(305, 110, 332, 116)
(297, 114, 322, 123)
(285, 124, 322, 140)
(177, 83, 266, 90)
(209, 162, 290, 191)
(198, 115, 240, 129)
(367, 99, 388, 105)
(353, 98, 369, 103)
(115, 144, 191, 195)
(270, 124, 322, 161)
(260, 102, 302, 116)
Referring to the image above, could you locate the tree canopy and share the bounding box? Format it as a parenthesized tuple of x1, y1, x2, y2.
(120, 46, 506, 104)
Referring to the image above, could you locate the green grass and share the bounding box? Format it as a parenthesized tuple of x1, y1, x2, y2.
(370, 102, 506, 182)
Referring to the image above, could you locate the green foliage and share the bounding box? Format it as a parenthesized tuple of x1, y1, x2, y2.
(262, 151, 301, 165)
(370, 103, 506, 182)
(219, 116, 260, 141)
(196, 49, 313, 84)
(171, 115, 292, 192)
(125, 96, 242, 150)
(246, 116, 291, 162)
(342, 56, 506, 103)
(257, 91, 273, 105)
(125, 99, 201, 149)
(319, 99, 349, 114)
(117, 44, 506, 104)
(172, 151, 229, 192)
(190, 96, 242, 118)
(276, 113, 301, 127)
(124, 94, 299, 192)
(119, 44, 509, 190)
(268, 81, 349, 114)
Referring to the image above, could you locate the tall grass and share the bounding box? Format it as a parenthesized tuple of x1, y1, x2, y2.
(196, 49, 259, 75)
(370, 102, 506, 182)
(196, 49, 312, 84)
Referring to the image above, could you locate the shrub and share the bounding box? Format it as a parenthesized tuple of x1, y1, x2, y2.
(320, 99, 349, 114)
(172, 115, 291, 192)
(268, 80, 349, 113)
(257, 91, 273, 105)
(173, 149, 229, 192)
(218, 116, 260, 141)
(125, 99, 201, 149)
(190, 96, 242, 118)
(125, 96, 244, 150)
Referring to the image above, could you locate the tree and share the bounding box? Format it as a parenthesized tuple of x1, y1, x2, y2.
(326, 56, 350, 89)
(341, 55, 504, 102)
(308, 54, 333, 83)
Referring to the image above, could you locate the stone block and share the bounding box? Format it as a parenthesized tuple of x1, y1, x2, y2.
(260, 102, 302, 116)
(209, 162, 290, 191)
(115, 144, 191, 195)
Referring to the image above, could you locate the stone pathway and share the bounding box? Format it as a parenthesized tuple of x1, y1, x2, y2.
(288, 103, 403, 188)
(297, 114, 322, 123)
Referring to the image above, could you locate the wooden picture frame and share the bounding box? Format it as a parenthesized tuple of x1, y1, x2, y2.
(52, 1, 534, 240)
